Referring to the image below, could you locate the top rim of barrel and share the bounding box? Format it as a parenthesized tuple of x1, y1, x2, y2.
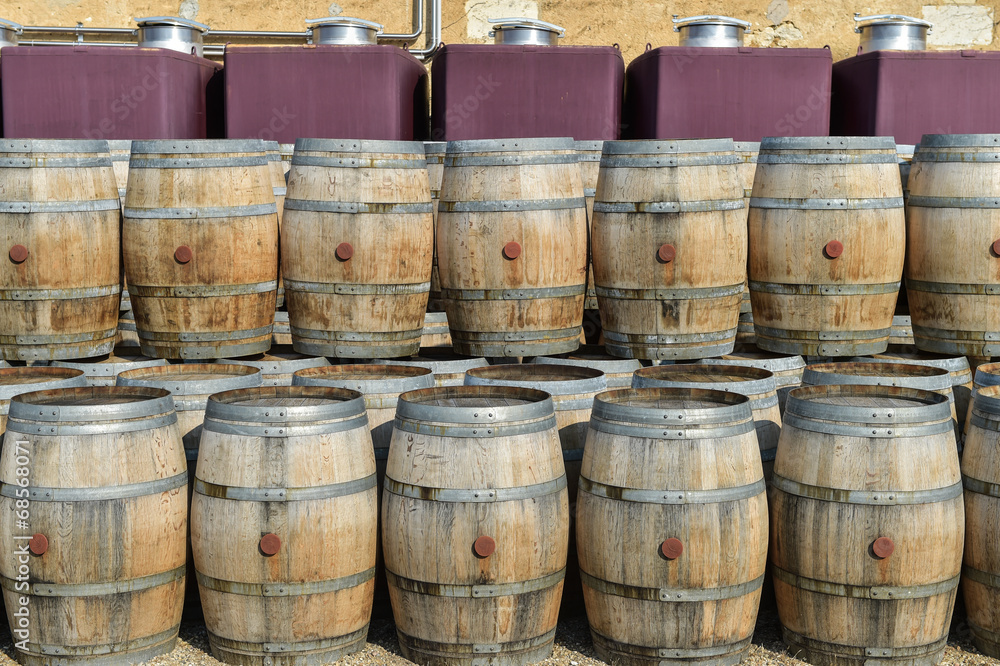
(465, 364, 607, 394)
(803, 362, 951, 391)
(760, 136, 896, 151)
(218, 350, 329, 373)
(602, 138, 735, 155)
(633, 364, 776, 393)
(106, 140, 132, 150)
(205, 385, 367, 424)
(733, 141, 761, 151)
(117, 363, 262, 394)
(0, 367, 87, 401)
(423, 141, 448, 154)
(372, 355, 489, 373)
(918, 134, 1000, 148)
(52, 356, 166, 376)
(785, 384, 952, 425)
(857, 352, 970, 375)
(534, 349, 642, 373)
(130, 139, 268, 154)
(446, 137, 575, 153)
(974, 384, 1000, 415)
(574, 140, 604, 151)
(292, 364, 435, 393)
(593, 387, 753, 428)
(0, 139, 111, 153)
(975, 363, 1000, 387)
(698, 352, 805, 373)
(294, 138, 426, 155)
(396, 385, 555, 425)
(262, 140, 280, 151)
(8, 386, 175, 423)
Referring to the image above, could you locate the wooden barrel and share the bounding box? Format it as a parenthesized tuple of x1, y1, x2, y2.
(898, 144, 916, 203)
(217, 346, 328, 386)
(593, 139, 746, 360)
(279, 143, 294, 173)
(962, 362, 1000, 444)
(273, 310, 291, 346)
(632, 364, 781, 480)
(534, 345, 643, 389)
(0, 140, 121, 361)
(890, 315, 914, 346)
(438, 138, 587, 357)
(283, 139, 433, 359)
(857, 350, 972, 433)
(0, 385, 186, 664)
(116, 309, 139, 349)
(735, 144, 758, 323)
(426, 141, 446, 312)
(0, 367, 86, 434)
(748, 137, 905, 356)
(52, 351, 166, 386)
(372, 349, 488, 387)
(421, 312, 451, 348)
(578, 140, 603, 313)
(264, 140, 287, 309)
(107, 139, 130, 207)
(116, 364, 262, 458)
(123, 139, 278, 359)
(771, 384, 962, 665)
(191, 386, 376, 664)
(383, 385, 568, 664)
(906, 135, 1000, 356)
(961, 384, 1000, 657)
(737, 312, 755, 346)
(697, 348, 805, 413)
(802, 361, 958, 438)
(578, 387, 767, 665)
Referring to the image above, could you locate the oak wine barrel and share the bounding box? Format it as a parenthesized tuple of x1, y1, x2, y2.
(52, 351, 166, 387)
(217, 346, 328, 387)
(0, 366, 87, 435)
(372, 349, 488, 387)
(534, 345, 643, 389)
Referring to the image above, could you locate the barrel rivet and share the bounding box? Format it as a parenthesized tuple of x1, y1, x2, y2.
(259, 533, 281, 556)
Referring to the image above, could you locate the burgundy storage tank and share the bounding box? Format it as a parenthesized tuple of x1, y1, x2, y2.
(623, 15, 832, 141)
(832, 15, 1000, 144)
(224, 17, 428, 142)
(1, 17, 222, 140)
(429, 18, 624, 141)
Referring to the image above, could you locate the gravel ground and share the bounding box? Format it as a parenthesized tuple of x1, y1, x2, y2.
(0, 610, 993, 665)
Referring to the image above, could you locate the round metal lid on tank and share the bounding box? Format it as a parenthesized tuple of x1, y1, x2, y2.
(672, 15, 752, 48)
(134, 16, 210, 56)
(306, 16, 384, 45)
(854, 13, 932, 53)
(488, 17, 565, 45)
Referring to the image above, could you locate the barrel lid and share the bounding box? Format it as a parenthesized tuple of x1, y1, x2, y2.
(803, 362, 951, 393)
(116, 364, 262, 396)
(592, 387, 753, 428)
(446, 137, 576, 154)
(602, 138, 735, 155)
(633, 364, 777, 397)
(8, 386, 175, 425)
(0, 367, 87, 403)
(465, 364, 607, 396)
(761, 136, 897, 151)
(205, 386, 367, 426)
(785, 384, 953, 427)
(293, 138, 425, 156)
(135, 16, 210, 32)
(395, 385, 555, 426)
(292, 364, 434, 395)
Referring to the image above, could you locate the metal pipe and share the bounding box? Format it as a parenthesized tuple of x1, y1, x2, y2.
(409, 0, 440, 58)
(21, 39, 225, 55)
(20, 25, 134, 35)
(381, 0, 423, 41)
(208, 30, 308, 38)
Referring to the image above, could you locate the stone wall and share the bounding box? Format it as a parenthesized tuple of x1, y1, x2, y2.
(5, 0, 998, 63)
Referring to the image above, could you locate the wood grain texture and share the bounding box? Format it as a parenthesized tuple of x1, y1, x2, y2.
(748, 138, 905, 357)
(577, 388, 767, 666)
(420, 312, 451, 348)
(0, 141, 121, 361)
(265, 142, 287, 308)
(593, 140, 746, 361)
(383, 386, 568, 665)
(282, 140, 433, 359)
(123, 140, 278, 360)
(961, 384, 1000, 658)
(437, 138, 587, 357)
(906, 140, 1000, 356)
(191, 387, 376, 665)
(425, 142, 446, 312)
(0, 386, 187, 665)
(579, 142, 603, 313)
(771, 385, 963, 666)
